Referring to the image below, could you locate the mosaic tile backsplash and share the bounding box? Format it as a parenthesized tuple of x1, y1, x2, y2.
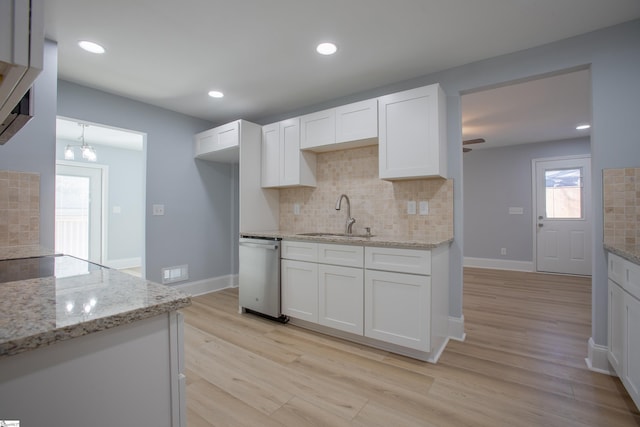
(603, 167, 640, 247)
(279, 145, 453, 241)
(0, 170, 40, 247)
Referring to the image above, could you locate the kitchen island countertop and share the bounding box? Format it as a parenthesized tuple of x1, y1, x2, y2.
(0, 252, 191, 358)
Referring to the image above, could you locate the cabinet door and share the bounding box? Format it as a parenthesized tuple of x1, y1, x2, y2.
(378, 84, 446, 180)
(261, 122, 280, 187)
(623, 293, 640, 409)
(336, 99, 377, 143)
(300, 108, 335, 150)
(364, 270, 431, 351)
(281, 259, 318, 322)
(215, 121, 240, 151)
(608, 280, 624, 374)
(318, 265, 364, 334)
(280, 118, 301, 186)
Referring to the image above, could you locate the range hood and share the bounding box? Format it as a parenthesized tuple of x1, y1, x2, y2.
(0, 0, 44, 144)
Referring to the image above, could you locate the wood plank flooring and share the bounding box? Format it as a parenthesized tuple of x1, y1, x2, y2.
(182, 268, 640, 426)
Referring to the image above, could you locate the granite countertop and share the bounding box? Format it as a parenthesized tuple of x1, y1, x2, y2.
(241, 230, 453, 249)
(604, 243, 640, 265)
(0, 254, 191, 358)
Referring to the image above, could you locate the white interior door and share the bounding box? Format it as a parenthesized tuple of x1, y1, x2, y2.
(55, 163, 104, 263)
(534, 156, 591, 275)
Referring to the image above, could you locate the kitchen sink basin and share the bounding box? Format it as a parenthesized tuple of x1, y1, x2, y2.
(296, 232, 374, 238)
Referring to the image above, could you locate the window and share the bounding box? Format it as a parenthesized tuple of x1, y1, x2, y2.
(544, 168, 583, 219)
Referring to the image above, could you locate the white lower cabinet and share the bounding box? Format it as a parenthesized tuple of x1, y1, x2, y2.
(364, 269, 431, 351)
(623, 292, 640, 405)
(607, 252, 640, 409)
(281, 240, 449, 362)
(608, 279, 624, 373)
(318, 264, 364, 334)
(281, 259, 318, 323)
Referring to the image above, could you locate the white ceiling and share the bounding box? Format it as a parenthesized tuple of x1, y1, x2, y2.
(44, 1, 640, 146)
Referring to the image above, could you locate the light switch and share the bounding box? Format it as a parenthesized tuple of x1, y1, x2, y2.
(113, 206, 122, 214)
(152, 204, 165, 216)
(293, 203, 301, 215)
(419, 201, 429, 215)
(407, 201, 417, 215)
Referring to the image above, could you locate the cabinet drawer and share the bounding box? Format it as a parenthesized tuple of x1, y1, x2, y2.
(282, 241, 318, 262)
(365, 247, 431, 275)
(609, 253, 626, 285)
(318, 244, 364, 268)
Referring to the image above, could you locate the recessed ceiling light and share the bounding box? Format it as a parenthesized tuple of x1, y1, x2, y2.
(208, 90, 224, 98)
(316, 42, 337, 55)
(576, 123, 591, 130)
(78, 40, 105, 54)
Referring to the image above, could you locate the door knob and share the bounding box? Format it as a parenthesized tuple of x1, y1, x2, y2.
(538, 215, 544, 220)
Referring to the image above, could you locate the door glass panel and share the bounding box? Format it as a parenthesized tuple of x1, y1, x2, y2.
(55, 175, 90, 259)
(545, 168, 582, 219)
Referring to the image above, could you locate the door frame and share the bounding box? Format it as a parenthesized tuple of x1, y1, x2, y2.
(531, 154, 592, 275)
(56, 160, 109, 264)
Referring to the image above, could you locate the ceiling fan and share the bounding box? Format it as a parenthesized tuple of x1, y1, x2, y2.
(462, 138, 485, 152)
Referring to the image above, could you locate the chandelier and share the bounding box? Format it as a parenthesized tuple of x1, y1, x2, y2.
(64, 123, 97, 162)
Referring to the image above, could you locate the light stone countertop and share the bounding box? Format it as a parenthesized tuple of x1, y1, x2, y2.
(604, 243, 640, 266)
(241, 230, 453, 249)
(0, 254, 191, 358)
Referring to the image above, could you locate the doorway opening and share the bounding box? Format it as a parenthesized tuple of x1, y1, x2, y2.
(55, 117, 146, 277)
(461, 68, 591, 275)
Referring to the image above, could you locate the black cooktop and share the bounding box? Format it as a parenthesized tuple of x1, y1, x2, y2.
(0, 255, 104, 284)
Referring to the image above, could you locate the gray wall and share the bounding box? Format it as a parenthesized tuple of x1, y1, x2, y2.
(55, 141, 144, 264)
(56, 80, 235, 285)
(0, 40, 57, 248)
(257, 19, 640, 347)
(464, 138, 590, 262)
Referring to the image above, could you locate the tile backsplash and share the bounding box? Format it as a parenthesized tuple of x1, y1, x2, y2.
(279, 145, 453, 241)
(603, 167, 640, 247)
(0, 170, 40, 247)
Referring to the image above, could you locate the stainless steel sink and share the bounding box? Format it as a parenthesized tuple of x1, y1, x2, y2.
(296, 232, 374, 238)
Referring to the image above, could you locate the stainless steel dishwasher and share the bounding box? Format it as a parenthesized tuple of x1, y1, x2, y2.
(238, 236, 286, 320)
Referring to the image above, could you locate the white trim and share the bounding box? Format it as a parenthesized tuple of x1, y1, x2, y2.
(172, 274, 238, 297)
(448, 315, 466, 341)
(464, 256, 534, 272)
(585, 337, 614, 375)
(104, 257, 141, 270)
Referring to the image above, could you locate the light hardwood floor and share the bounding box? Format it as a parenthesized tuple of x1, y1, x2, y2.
(182, 268, 640, 426)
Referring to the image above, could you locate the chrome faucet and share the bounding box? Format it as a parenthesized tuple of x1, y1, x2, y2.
(335, 194, 356, 235)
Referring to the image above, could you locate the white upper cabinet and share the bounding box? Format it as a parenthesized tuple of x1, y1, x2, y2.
(261, 118, 316, 188)
(194, 120, 240, 162)
(300, 98, 378, 152)
(300, 108, 335, 150)
(378, 83, 447, 180)
(336, 98, 378, 144)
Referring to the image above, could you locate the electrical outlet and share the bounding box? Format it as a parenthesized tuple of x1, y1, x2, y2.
(419, 201, 429, 215)
(501, 248, 507, 256)
(152, 204, 165, 216)
(407, 200, 417, 215)
(293, 203, 301, 215)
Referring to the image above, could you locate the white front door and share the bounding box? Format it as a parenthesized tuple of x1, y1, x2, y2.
(533, 156, 591, 275)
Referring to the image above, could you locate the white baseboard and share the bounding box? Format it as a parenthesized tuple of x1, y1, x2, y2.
(173, 274, 238, 297)
(104, 257, 142, 270)
(464, 257, 534, 272)
(585, 337, 614, 375)
(448, 315, 466, 341)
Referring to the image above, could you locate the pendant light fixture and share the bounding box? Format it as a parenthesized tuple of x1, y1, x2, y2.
(64, 123, 97, 162)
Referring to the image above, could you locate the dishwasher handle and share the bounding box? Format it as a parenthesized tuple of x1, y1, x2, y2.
(239, 241, 279, 251)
